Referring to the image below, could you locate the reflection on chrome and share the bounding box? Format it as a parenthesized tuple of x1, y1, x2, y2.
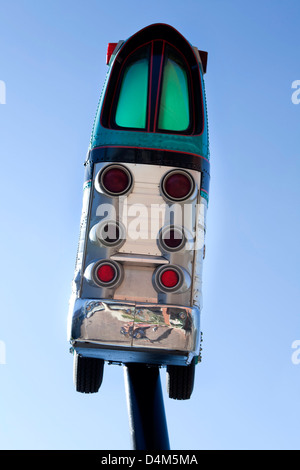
(69, 299, 200, 362)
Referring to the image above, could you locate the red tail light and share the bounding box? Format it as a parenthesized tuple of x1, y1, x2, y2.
(91, 220, 126, 249)
(96, 264, 116, 283)
(153, 265, 184, 293)
(100, 165, 132, 196)
(160, 269, 179, 288)
(102, 222, 120, 245)
(161, 170, 194, 201)
(160, 226, 185, 252)
(92, 260, 123, 288)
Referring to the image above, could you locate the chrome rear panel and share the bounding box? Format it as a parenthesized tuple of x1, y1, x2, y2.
(68, 162, 206, 365)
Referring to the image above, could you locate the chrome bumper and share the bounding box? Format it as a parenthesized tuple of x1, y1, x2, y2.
(68, 298, 200, 366)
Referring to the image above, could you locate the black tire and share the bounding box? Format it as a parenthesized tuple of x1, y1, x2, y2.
(166, 360, 196, 400)
(73, 353, 104, 393)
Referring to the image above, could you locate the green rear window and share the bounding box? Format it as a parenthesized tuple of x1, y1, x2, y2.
(158, 54, 190, 132)
(115, 53, 149, 129)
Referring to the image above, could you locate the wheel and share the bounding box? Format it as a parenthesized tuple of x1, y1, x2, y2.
(166, 360, 196, 400)
(73, 353, 104, 393)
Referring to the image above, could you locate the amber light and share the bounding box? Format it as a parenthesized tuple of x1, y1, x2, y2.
(162, 170, 194, 201)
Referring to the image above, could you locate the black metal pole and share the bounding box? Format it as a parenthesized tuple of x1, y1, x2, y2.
(124, 363, 170, 451)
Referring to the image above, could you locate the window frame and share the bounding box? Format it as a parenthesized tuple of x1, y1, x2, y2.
(108, 43, 152, 132)
(155, 43, 194, 135)
(100, 28, 204, 136)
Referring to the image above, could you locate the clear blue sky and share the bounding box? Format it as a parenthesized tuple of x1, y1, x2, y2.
(0, 0, 300, 450)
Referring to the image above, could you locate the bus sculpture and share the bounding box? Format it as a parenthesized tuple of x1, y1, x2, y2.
(68, 23, 210, 400)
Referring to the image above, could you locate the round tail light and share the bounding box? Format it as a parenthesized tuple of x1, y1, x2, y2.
(102, 222, 120, 244)
(97, 264, 116, 283)
(98, 221, 125, 247)
(90, 220, 126, 248)
(160, 269, 179, 288)
(161, 170, 194, 201)
(92, 260, 123, 288)
(99, 165, 132, 196)
(159, 226, 186, 252)
(153, 265, 184, 293)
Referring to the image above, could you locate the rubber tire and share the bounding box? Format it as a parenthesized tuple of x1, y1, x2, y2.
(166, 361, 195, 400)
(73, 354, 104, 393)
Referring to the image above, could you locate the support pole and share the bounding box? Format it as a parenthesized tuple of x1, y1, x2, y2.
(124, 363, 170, 451)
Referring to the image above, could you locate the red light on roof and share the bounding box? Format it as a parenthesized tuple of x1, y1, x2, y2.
(106, 43, 118, 65)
